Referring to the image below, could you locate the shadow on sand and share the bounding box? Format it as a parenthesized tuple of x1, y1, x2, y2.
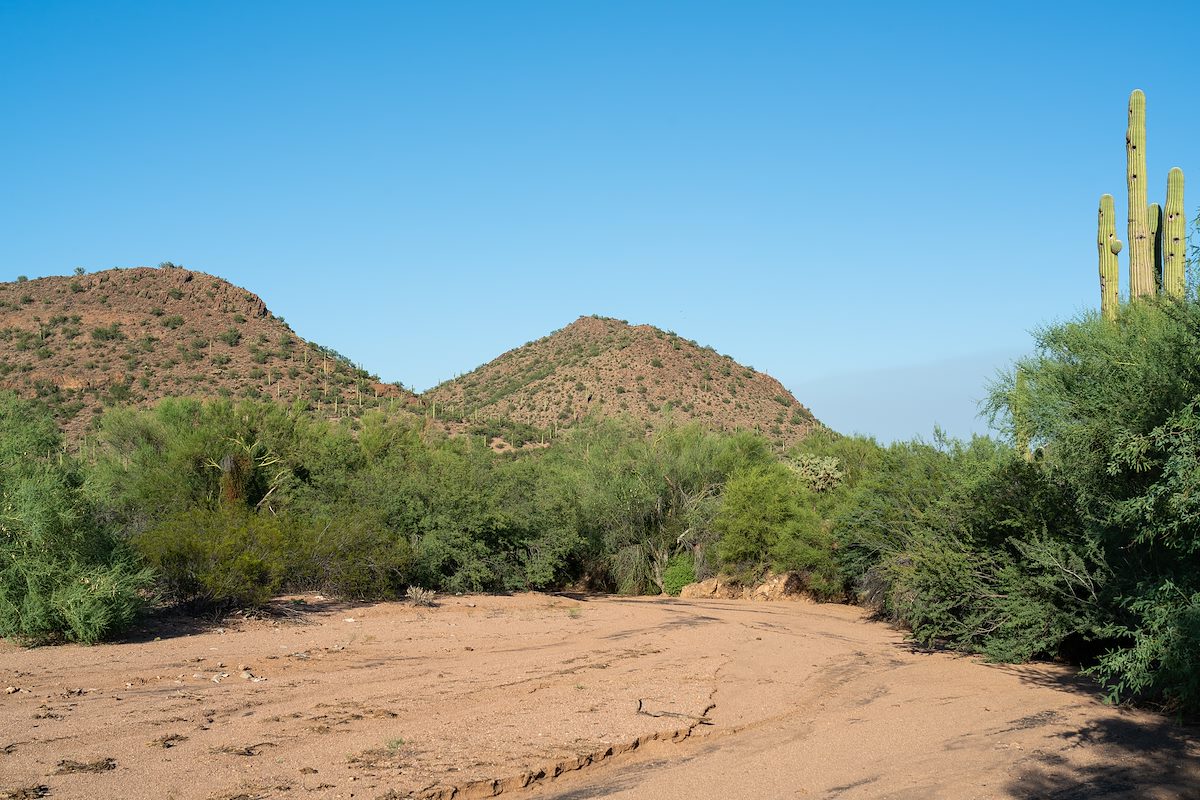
(113, 595, 368, 645)
(997, 663, 1199, 799)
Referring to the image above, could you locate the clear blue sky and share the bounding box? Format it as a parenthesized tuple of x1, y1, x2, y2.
(2, 1, 1197, 442)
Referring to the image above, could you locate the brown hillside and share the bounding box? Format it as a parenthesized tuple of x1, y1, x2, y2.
(0, 266, 416, 440)
(425, 315, 819, 447)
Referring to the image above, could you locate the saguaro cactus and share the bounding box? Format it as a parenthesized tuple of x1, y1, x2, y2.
(1163, 167, 1187, 298)
(1148, 202, 1163, 288)
(1098, 194, 1122, 320)
(1095, 91, 1188, 314)
(1127, 90, 1154, 297)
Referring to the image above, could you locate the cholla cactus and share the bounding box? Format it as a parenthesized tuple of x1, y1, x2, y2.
(406, 585, 436, 607)
(785, 453, 844, 493)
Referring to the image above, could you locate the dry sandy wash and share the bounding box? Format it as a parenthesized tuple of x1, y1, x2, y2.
(1, 595, 1197, 800)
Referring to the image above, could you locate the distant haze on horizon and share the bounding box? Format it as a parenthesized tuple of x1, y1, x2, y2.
(1, 1, 1196, 443)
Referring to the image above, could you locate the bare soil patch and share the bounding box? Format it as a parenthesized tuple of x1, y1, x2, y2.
(1, 595, 1195, 799)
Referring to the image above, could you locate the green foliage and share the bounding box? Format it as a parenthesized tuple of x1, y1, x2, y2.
(90, 323, 125, 342)
(978, 297, 1200, 710)
(660, 552, 695, 596)
(217, 328, 242, 347)
(714, 463, 838, 596)
(134, 506, 412, 608)
(0, 393, 151, 644)
(786, 453, 844, 494)
(552, 419, 772, 593)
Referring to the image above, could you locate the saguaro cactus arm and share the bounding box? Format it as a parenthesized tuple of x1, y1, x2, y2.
(1127, 89, 1154, 297)
(1163, 167, 1187, 298)
(1098, 194, 1122, 320)
(1149, 202, 1163, 289)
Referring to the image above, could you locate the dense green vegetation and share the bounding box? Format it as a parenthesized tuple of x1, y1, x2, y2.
(6, 293, 1200, 715)
(0, 394, 150, 644)
(818, 296, 1200, 714)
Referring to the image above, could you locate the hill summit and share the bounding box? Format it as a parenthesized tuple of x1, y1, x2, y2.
(425, 315, 819, 447)
(0, 266, 412, 438)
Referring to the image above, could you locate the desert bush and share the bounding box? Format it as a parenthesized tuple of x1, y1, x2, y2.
(0, 393, 150, 643)
(84, 401, 838, 609)
(134, 506, 412, 609)
(135, 507, 286, 607)
(989, 297, 1200, 712)
(660, 552, 695, 596)
(867, 443, 1100, 661)
(715, 463, 839, 596)
(90, 323, 124, 342)
(555, 419, 772, 593)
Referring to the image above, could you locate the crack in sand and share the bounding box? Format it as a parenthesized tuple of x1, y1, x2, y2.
(395, 705, 718, 800)
(387, 659, 730, 800)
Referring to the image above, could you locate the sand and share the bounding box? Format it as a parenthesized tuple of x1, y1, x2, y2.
(1, 594, 1196, 800)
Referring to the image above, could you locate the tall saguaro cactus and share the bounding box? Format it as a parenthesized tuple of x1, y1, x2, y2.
(1127, 90, 1154, 297)
(1163, 167, 1187, 298)
(1098, 194, 1122, 320)
(1097, 90, 1187, 314)
(1148, 202, 1163, 287)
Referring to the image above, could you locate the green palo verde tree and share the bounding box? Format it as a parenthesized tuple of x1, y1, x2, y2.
(0, 393, 151, 643)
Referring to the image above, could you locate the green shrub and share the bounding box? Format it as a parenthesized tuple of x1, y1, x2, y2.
(990, 297, 1200, 712)
(0, 393, 151, 644)
(135, 507, 282, 607)
(661, 553, 695, 596)
(135, 506, 413, 608)
(715, 464, 835, 590)
(90, 323, 125, 342)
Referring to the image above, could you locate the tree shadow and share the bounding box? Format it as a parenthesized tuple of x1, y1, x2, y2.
(995, 663, 1200, 798)
(1004, 713, 1199, 799)
(114, 595, 367, 644)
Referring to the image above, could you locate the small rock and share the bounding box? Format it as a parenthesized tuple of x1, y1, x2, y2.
(241, 671, 253, 680)
(4, 686, 18, 694)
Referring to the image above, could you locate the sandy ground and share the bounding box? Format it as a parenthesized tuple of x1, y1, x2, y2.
(1, 595, 1197, 800)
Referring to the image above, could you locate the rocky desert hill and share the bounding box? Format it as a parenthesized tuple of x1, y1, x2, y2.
(0, 270, 819, 449)
(0, 266, 414, 440)
(425, 315, 819, 447)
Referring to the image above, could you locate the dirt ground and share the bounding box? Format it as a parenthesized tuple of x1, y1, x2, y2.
(1, 595, 1197, 800)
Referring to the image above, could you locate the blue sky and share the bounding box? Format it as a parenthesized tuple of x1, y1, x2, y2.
(2, 1, 1197, 442)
